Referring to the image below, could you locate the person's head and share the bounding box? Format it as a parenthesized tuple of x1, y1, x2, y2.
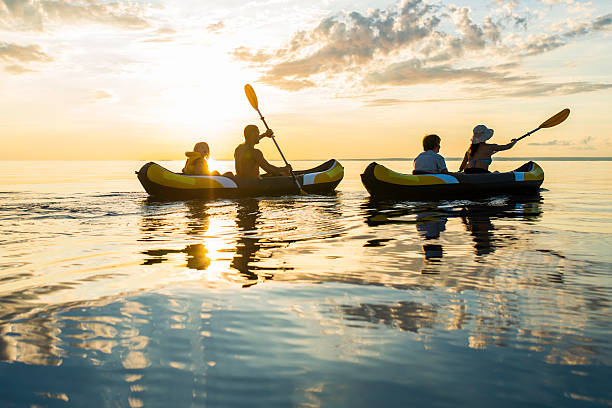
(243, 125, 260, 145)
(193, 142, 210, 158)
(422, 134, 441, 152)
(472, 124, 494, 144)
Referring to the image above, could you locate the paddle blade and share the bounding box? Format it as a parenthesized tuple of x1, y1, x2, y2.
(539, 108, 570, 128)
(244, 84, 259, 110)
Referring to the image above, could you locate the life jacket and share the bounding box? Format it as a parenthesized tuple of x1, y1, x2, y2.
(182, 151, 210, 175)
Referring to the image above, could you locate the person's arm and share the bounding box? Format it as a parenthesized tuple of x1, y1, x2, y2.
(458, 151, 469, 172)
(491, 139, 517, 152)
(254, 149, 285, 175)
(258, 128, 274, 142)
(234, 147, 242, 176)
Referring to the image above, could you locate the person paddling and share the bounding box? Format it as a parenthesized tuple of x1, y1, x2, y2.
(459, 125, 517, 173)
(234, 125, 292, 178)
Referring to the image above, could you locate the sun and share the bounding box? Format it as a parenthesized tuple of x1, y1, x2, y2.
(154, 43, 253, 134)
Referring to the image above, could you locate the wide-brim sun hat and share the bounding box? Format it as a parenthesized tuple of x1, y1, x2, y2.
(472, 124, 494, 144)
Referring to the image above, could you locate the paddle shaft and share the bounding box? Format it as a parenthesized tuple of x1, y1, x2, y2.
(254, 108, 304, 191)
(514, 109, 570, 143)
(515, 127, 541, 143)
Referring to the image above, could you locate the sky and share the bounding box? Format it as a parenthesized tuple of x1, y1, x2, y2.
(0, 0, 611, 160)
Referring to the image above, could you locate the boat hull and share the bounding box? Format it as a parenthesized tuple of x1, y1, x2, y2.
(137, 159, 344, 199)
(361, 161, 544, 200)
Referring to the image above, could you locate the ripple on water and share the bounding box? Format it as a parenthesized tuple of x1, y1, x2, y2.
(1, 160, 612, 407)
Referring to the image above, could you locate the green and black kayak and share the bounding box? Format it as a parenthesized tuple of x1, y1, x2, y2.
(361, 161, 544, 200)
(137, 159, 344, 199)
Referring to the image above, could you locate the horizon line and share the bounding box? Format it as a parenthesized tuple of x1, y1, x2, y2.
(1, 157, 612, 162)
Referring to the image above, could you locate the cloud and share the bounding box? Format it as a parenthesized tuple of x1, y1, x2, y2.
(528, 135, 597, 149)
(1, 0, 151, 31)
(234, 0, 445, 80)
(0, 41, 52, 62)
(528, 139, 571, 146)
(232, 0, 612, 99)
(4, 63, 36, 74)
(90, 89, 115, 102)
(364, 96, 479, 106)
(207, 21, 224, 33)
(141, 27, 178, 43)
(365, 61, 531, 86)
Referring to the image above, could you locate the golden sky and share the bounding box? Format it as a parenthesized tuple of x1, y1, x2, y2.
(1, 0, 611, 160)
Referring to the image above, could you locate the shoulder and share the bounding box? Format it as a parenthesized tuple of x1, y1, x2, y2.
(235, 144, 246, 155)
(430, 151, 445, 161)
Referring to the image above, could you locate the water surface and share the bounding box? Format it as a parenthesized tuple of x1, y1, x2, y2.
(1, 159, 611, 407)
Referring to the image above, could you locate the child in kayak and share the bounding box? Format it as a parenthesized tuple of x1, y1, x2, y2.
(459, 125, 517, 173)
(413, 134, 450, 174)
(234, 125, 292, 178)
(183, 142, 219, 175)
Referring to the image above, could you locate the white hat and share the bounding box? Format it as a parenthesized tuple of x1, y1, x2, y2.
(472, 124, 494, 144)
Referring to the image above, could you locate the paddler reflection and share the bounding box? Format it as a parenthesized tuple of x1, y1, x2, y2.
(230, 199, 269, 287)
(363, 200, 448, 262)
(460, 195, 542, 256)
(416, 212, 447, 261)
(140, 200, 211, 270)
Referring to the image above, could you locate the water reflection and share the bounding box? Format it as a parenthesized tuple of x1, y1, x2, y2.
(140, 199, 215, 273)
(142, 244, 211, 270)
(341, 301, 437, 333)
(230, 199, 271, 287)
(362, 194, 542, 260)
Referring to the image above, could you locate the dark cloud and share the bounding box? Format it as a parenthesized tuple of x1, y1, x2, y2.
(591, 13, 612, 31)
(234, 0, 445, 79)
(519, 34, 566, 56)
(232, 0, 611, 100)
(366, 60, 532, 86)
(521, 13, 612, 56)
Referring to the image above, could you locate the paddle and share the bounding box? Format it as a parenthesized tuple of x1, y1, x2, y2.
(244, 84, 306, 195)
(514, 108, 570, 143)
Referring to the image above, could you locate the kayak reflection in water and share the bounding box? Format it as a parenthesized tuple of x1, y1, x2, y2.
(460, 196, 543, 256)
(234, 125, 292, 178)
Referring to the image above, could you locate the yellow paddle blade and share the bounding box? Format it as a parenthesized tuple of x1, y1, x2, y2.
(539, 108, 570, 128)
(244, 84, 259, 110)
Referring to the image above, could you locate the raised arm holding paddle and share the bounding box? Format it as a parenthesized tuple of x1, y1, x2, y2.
(243, 84, 306, 194)
(459, 108, 570, 173)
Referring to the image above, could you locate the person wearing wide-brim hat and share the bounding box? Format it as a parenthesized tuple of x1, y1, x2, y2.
(458, 124, 518, 173)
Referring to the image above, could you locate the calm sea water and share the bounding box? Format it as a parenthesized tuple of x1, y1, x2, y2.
(1, 159, 611, 407)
